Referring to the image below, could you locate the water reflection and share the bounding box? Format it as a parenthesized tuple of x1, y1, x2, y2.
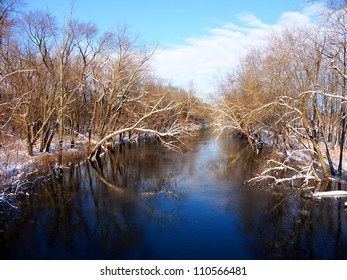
(254, 192, 347, 259)
(1, 129, 347, 259)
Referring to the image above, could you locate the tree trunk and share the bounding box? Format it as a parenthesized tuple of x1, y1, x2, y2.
(70, 117, 75, 149)
(312, 137, 330, 178)
(314, 103, 336, 175)
(27, 142, 33, 156)
(39, 123, 49, 152)
(338, 43, 347, 176)
(58, 56, 64, 164)
(42, 125, 51, 151)
(302, 109, 329, 179)
(45, 126, 56, 152)
(26, 122, 33, 156)
(338, 115, 346, 175)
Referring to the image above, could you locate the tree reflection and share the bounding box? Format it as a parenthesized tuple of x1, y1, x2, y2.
(2, 140, 190, 259)
(2, 130, 347, 259)
(233, 185, 347, 259)
(210, 133, 347, 259)
(91, 142, 182, 197)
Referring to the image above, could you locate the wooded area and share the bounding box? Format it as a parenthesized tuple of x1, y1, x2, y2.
(2, 0, 347, 190)
(0, 0, 208, 168)
(214, 0, 347, 187)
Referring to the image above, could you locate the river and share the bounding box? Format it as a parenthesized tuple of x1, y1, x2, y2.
(1, 129, 347, 259)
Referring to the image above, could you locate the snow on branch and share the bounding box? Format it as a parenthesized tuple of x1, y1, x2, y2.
(248, 150, 320, 187)
(300, 89, 347, 101)
(331, 59, 347, 80)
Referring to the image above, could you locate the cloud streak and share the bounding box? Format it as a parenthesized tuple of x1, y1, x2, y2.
(150, 4, 323, 99)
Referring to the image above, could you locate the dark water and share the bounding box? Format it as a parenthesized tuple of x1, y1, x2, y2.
(1, 129, 347, 260)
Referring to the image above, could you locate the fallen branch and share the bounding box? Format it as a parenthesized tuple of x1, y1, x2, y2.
(248, 173, 317, 185)
(248, 153, 320, 187)
(88, 99, 183, 160)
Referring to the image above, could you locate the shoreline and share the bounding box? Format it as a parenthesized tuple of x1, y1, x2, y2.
(0, 124, 206, 214)
(2, 124, 346, 214)
(0, 140, 88, 214)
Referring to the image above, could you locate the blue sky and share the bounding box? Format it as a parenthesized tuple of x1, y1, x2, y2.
(24, 0, 321, 99)
(25, 0, 304, 46)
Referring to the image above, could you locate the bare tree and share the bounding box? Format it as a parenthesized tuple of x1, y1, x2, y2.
(88, 97, 185, 160)
(215, 25, 344, 187)
(0, 3, 206, 175)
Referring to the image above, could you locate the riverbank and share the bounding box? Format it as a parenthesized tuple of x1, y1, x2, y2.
(2, 124, 346, 214)
(2, 127, 346, 260)
(0, 132, 89, 214)
(0, 124, 205, 214)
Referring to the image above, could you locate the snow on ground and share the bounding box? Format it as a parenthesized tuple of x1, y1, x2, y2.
(0, 132, 88, 186)
(327, 145, 347, 174)
(0, 134, 30, 180)
(1, 131, 90, 213)
(318, 141, 347, 181)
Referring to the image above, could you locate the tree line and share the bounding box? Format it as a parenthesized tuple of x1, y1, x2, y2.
(4, 0, 347, 189)
(0, 0, 208, 164)
(214, 1, 347, 187)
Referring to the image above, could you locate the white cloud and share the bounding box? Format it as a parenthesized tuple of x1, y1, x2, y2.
(278, 11, 311, 27)
(237, 13, 271, 29)
(150, 4, 323, 100)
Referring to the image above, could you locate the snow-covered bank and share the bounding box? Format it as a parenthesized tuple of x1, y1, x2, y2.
(246, 126, 347, 193)
(0, 133, 88, 214)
